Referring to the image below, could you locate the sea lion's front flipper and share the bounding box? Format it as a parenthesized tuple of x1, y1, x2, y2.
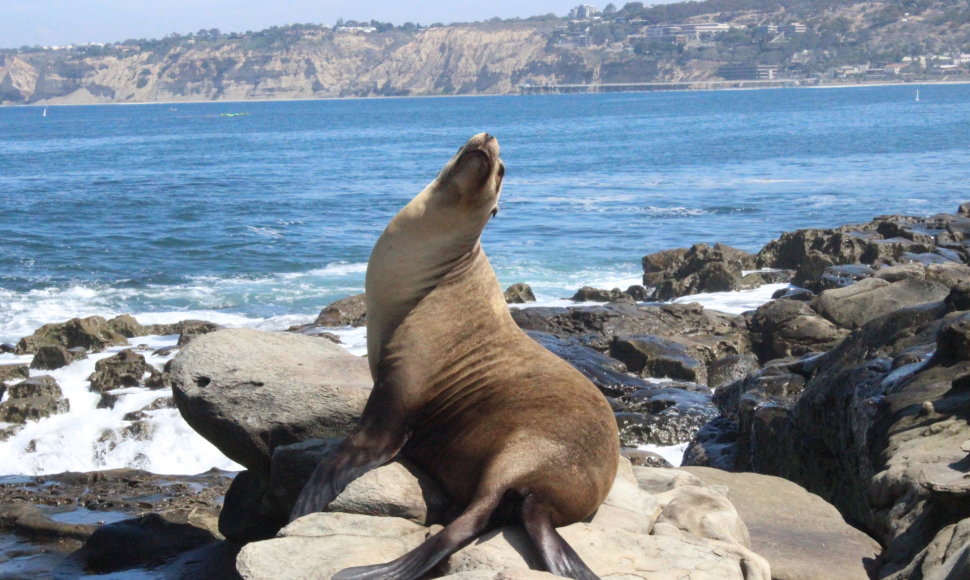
(522, 492, 601, 580)
(332, 489, 504, 580)
(289, 386, 410, 521)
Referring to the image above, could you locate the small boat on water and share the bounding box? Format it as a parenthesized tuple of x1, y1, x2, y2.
(915, 89, 920, 102)
(220, 112, 250, 117)
(42, 107, 47, 117)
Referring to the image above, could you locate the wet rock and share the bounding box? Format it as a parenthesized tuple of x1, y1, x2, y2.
(0, 343, 15, 353)
(614, 386, 717, 446)
(812, 277, 950, 330)
(817, 264, 874, 290)
(610, 335, 708, 384)
(88, 349, 166, 408)
(707, 353, 760, 390)
(737, 268, 793, 289)
(175, 320, 222, 346)
(170, 328, 372, 476)
(314, 293, 367, 327)
(15, 315, 130, 354)
(503, 283, 536, 304)
(122, 396, 175, 421)
(747, 299, 847, 363)
(621, 448, 674, 468)
(68, 512, 218, 574)
(29, 345, 88, 370)
(570, 286, 634, 303)
(0, 375, 70, 424)
(0, 363, 30, 383)
(642, 247, 689, 287)
(682, 417, 738, 470)
(526, 331, 650, 396)
(648, 243, 756, 301)
(512, 301, 750, 356)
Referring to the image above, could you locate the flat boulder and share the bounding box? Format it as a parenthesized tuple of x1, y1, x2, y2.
(812, 277, 950, 330)
(15, 315, 130, 354)
(169, 328, 372, 476)
(683, 467, 881, 580)
(0, 375, 70, 424)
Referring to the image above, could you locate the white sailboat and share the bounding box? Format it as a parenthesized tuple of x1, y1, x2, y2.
(42, 107, 47, 117)
(915, 89, 920, 102)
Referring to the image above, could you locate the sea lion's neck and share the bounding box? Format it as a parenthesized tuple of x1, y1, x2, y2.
(364, 210, 489, 378)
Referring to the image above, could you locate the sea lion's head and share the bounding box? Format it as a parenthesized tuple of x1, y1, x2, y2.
(431, 132, 505, 230)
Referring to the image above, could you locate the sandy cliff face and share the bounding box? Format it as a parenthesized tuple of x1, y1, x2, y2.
(1, 26, 563, 105)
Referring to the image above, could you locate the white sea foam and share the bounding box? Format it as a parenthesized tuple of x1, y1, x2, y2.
(639, 442, 689, 467)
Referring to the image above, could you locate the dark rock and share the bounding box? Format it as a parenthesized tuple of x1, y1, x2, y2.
(571, 286, 634, 303)
(642, 247, 688, 287)
(614, 386, 717, 446)
(512, 301, 749, 357)
(503, 283, 536, 304)
(314, 293, 367, 327)
(0, 363, 30, 383)
(874, 263, 927, 282)
(812, 278, 950, 330)
(748, 299, 846, 363)
(0, 375, 70, 424)
(122, 396, 175, 421)
(30, 345, 88, 370)
(176, 320, 222, 347)
(15, 316, 130, 354)
(1, 343, 16, 353)
(527, 331, 650, 396)
(707, 353, 760, 389)
(817, 264, 874, 290)
(946, 280, 970, 311)
(625, 285, 650, 302)
(610, 335, 708, 384)
(620, 448, 674, 468)
(770, 286, 814, 301)
(792, 250, 835, 288)
(682, 416, 738, 470)
(106, 314, 146, 338)
(738, 268, 794, 289)
(88, 349, 165, 406)
(70, 512, 218, 574)
(218, 469, 285, 542)
(644, 243, 757, 301)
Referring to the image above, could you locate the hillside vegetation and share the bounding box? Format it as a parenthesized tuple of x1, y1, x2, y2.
(1, 0, 968, 104)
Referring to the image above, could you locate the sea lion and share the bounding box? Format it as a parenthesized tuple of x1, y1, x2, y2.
(291, 133, 619, 580)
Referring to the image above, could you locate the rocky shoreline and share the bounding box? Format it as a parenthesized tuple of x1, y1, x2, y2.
(1, 203, 969, 578)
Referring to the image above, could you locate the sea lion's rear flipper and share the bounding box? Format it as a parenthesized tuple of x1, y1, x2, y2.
(332, 490, 504, 580)
(522, 492, 601, 580)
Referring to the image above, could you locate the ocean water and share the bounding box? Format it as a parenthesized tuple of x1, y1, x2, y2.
(1, 84, 969, 476)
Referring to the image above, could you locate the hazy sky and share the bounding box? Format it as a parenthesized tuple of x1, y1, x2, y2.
(2, 1, 609, 48)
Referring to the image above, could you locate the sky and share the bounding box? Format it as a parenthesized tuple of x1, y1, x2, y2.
(1, 1, 617, 48)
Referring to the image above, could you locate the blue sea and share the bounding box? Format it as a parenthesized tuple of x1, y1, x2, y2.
(0, 84, 969, 480)
(2, 84, 969, 345)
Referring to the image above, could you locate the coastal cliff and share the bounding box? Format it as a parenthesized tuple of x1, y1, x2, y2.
(0, 25, 564, 104)
(4, 0, 970, 105)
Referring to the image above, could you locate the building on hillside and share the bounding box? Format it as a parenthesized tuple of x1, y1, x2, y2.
(717, 63, 779, 80)
(569, 5, 600, 20)
(646, 23, 732, 41)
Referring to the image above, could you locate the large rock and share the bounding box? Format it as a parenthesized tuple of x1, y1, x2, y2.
(0, 375, 70, 424)
(15, 315, 131, 354)
(614, 385, 717, 446)
(88, 349, 166, 407)
(313, 293, 367, 327)
(610, 334, 709, 384)
(237, 459, 770, 580)
(692, 286, 970, 578)
(30, 345, 88, 370)
(526, 331, 650, 396)
(169, 328, 372, 476)
(747, 298, 847, 362)
(512, 302, 750, 359)
(811, 277, 950, 330)
(683, 467, 881, 580)
(503, 283, 536, 304)
(646, 243, 757, 301)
